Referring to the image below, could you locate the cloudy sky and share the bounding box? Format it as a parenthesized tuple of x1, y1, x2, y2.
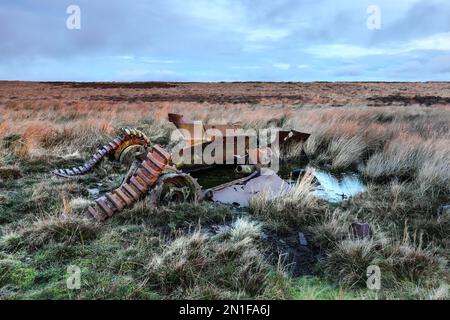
(1, 0, 450, 81)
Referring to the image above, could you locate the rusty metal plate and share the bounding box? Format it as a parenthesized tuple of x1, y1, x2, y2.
(122, 184, 141, 201)
(95, 198, 115, 217)
(130, 177, 147, 193)
(87, 206, 105, 221)
(106, 193, 125, 210)
(153, 144, 171, 162)
(136, 168, 154, 185)
(146, 153, 165, 170)
(114, 189, 133, 205)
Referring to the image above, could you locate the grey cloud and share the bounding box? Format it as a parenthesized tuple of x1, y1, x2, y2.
(0, 0, 449, 81)
(370, 0, 450, 45)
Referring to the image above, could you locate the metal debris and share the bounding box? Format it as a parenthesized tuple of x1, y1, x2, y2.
(351, 222, 372, 240)
(53, 128, 150, 178)
(210, 169, 291, 207)
(87, 144, 171, 221)
(51, 113, 311, 221)
(168, 113, 310, 167)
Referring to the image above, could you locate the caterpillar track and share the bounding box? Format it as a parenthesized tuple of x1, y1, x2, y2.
(52, 128, 150, 178)
(87, 144, 172, 221)
(50, 112, 312, 223)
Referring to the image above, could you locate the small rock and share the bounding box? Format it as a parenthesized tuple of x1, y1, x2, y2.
(351, 222, 372, 240)
(298, 232, 308, 246)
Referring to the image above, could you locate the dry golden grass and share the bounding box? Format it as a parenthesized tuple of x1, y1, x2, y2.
(0, 82, 449, 300)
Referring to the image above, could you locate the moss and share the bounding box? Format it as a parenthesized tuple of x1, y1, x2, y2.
(290, 276, 364, 300)
(0, 259, 37, 289)
(0, 188, 33, 224)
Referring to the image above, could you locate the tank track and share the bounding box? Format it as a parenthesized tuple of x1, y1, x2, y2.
(87, 144, 172, 221)
(52, 128, 150, 178)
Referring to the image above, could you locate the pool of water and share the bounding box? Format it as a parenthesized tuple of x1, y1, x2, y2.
(309, 167, 366, 203)
(188, 163, 367, 206)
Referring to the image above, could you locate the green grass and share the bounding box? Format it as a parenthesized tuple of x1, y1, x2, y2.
(290, 276, 365, 300)
(1, 104, 449, 300)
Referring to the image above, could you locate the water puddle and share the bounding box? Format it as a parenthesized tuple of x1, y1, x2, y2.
(189, 163, 366, 207)
(277, 163, 366, 203)
(309, 168, 366, 203)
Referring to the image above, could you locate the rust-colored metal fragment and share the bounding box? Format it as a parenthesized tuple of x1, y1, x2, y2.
(52, 128, 151, 178)
(122, 184, 141, 201)
(130, 176, 148, 193)
(142, 161, 159, 176)
(136, 168, 154, 185)
(63, 113, 312, 223)
(168, 113, 310, 168)
(106, 193, 126, 211)
(87, 206, 105, 221)
(96, 198, 115, 217)
(351, 222, 372, 240)
(114, 189, 133, 206)
(87, 144, 172, 221)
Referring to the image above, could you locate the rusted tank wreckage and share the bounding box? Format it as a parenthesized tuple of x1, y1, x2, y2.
(52, 113, 311, 221)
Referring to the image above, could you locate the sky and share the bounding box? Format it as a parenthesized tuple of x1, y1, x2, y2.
(1, 0, 450, 82)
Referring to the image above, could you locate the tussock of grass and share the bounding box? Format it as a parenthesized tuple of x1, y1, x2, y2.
(67, 197, 93, 214)
(249, 170, 326, 233)
(377, 237, 447, 286)
(347, 181, 447, 230)
(307, 209, 354, 250)
(321, 239, 377, 288)
(27, 180, 85, 215)
(229, 218, 261, 242)
(429, 284, 449, 300)
(329, 136, 366, 171)
(115, 202, 233, 228)
(144, 219, 289, 299)
(364, 136, 427, 181)
(2, 216, 99, 251)
(320, 236, 447, 290)
(1, 134, 29, 159)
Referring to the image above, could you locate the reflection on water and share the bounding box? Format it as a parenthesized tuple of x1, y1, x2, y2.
(190, 163, 367, 206)
(310, 167, 366, 203)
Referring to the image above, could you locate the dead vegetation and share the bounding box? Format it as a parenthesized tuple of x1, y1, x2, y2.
(144, 218, 289, 299)
(0, 81, 449, 300)
(1, 215, 99, 251)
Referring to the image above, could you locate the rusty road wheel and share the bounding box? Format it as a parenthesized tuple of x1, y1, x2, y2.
(151, 172, 202, 206)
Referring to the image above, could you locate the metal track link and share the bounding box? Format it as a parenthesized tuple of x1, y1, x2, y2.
(86, 144, 172, 221)
(52, 128, 150, 178)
